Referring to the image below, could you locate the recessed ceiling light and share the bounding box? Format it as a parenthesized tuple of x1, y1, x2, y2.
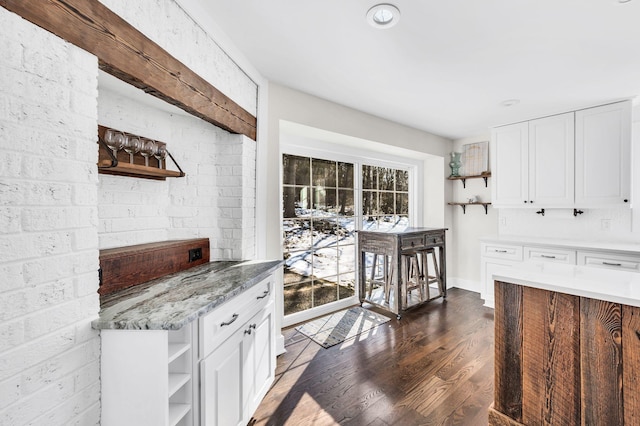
(501, 99, 520, 107)
(366, 4, 401, 29)
(619, 0, 632, 3)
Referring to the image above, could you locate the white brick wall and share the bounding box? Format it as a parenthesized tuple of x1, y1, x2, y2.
(98, 88, 257, 259)
(0, 6, 101, 426)
(1, 0, 258, 423)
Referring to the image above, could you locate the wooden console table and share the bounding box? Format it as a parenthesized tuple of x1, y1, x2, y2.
(358, 227, 447, 319)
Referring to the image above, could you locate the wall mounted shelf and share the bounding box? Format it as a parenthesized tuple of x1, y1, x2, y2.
(447, 172, 491, 188)
(97, 125, 185, 181)
(448, 202, 491, 214)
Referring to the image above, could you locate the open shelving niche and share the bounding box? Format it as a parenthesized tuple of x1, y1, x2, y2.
(447, 172, 492, 215)
(168, 324, 194, 426)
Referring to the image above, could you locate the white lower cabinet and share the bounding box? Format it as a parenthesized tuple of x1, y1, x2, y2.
(480, 242, 523, 308)
(481, 240, 640, 308)
(577, 250, 640, 272)
(199, 278, 275, 426)
(100, 274, 276, 426)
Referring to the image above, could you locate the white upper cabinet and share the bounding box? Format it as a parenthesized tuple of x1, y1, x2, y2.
(575, 101, 631, 207)
(528, 112, 575, 207)
(491, 112, 574, 207)
(491, 122, 528, 206)
(491, 100, 631, 209)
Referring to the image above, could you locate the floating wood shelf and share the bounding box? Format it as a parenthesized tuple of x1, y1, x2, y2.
(447, 172, 491, 188)
(448, 202, 492, 214)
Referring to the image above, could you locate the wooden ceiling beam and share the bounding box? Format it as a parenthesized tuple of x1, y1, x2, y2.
(0, 0, 257, 140)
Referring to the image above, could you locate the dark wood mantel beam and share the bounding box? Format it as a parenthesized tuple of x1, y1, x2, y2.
(0, 0, 257, 140)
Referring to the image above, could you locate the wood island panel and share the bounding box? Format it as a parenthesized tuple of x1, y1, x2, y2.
(580, 298, 622, 425)
(492, 280, 640, 426)
(622, 304, 640, 425)
(522, 287, 580, 426)
(494, 281, 523, 423)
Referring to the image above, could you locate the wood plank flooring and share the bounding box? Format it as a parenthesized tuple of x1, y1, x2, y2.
(251, 288, 495, 425)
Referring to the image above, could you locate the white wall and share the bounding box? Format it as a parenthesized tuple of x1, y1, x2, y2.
(450, 135, 497, 292)
(0, 1, 260, 424)
(0, 8, 101, 424)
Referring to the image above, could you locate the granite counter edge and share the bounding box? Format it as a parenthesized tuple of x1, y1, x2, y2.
(92, 260, 283, 331)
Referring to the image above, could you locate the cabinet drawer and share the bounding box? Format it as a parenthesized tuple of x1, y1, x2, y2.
(524, 247, 576, 264)
(577, 251, 640, 272)
(481, 243, 523, 261)
(199, 276, 273, 359)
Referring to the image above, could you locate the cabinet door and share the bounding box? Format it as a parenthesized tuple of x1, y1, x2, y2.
(528, 112, 575, 206)
(200, 331, 245, 426)
(248, 302, 275, 412)
(491, 122, 529, 206)
(575, 101, 631, 206)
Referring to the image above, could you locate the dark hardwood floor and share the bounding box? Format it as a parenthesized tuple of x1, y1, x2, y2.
(252, 288, 495, 425)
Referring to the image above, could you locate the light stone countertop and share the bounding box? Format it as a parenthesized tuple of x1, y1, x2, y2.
(492, 261, 640, 308)
(92, 259, 283, 330)
(480, 234, 640, 255)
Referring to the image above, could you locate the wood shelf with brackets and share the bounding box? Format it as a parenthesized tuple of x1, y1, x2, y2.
(97, 125, 185, 180)
(448, 202, 492, 214)
(447, 172, 491, 188)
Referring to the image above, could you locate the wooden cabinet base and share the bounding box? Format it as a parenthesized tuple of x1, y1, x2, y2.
(488, 405, 524, 426)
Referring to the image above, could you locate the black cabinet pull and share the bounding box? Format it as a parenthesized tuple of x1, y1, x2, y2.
(220, 314, 239, 326)
(256, 289, 270, 300)
(541, 255, 556, 259)
(603, 262, 622, 267)
(244, 324, 256, 335)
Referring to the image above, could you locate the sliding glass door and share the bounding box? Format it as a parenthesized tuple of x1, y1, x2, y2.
(282, 153, 411, 324)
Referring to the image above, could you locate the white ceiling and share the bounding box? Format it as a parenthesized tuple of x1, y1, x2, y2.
(195, 0, 640, 140)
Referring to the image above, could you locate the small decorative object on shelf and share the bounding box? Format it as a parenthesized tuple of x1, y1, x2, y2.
(449, 152, 462, 177)
(97, 125, 185, 180)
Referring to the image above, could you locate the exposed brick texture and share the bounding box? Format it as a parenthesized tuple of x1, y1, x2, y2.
(0, 0, 259, 424)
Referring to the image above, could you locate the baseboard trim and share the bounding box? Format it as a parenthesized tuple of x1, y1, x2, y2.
(449, 277, 481, 293)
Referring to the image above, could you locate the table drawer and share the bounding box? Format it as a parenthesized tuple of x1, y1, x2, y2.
(481, 243, 523, 261)
(524, 246, 576, 264)
(199, 276, 273, 359)
(401, 235, 425, 250)
(577, 251, 640, 272)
